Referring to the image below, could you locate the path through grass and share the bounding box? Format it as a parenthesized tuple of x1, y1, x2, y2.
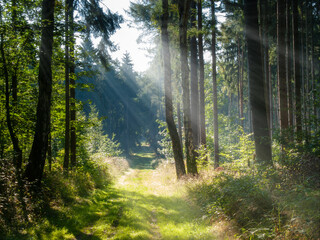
(86, 147, 217, 239)
(19, 148, 220, 239)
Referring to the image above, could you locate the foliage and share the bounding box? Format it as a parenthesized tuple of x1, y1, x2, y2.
(187, 162, 320, 239)
(156, 119, 174, 160)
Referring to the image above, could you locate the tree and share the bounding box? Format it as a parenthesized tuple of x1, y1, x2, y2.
(178, 0, 197, 175)
(25, 0, 55, 183)
(277, 0, 288, 137)
(64, 0, 71, 172)
(190, 0, 199, 148)
(210, 0, 219, 168)
(63, 0, 122, 171)
(161, 0, 186, 178)
(198, 0, 206, 149)
(244, 0, 272, 164)
(292, 0, 302, 141)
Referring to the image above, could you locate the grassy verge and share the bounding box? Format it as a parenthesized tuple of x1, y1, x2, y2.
(187, 165, 320, 239)
(1, 157, 129, 240)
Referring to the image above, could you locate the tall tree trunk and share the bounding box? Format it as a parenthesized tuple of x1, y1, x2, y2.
(262, 0, 271, 137)
(25, 0, 55, 183)
(178, 0, 197, 175)
(244, 0, 272, 164)
(161, 0, 186, 178)
(269, 61, 273, 138)
(69, 0, 76, 168)
(190, 0, 199, 148)
(63, 0, 70, 172)
(277, 0, 288, 137)
(198, 0, 206, 148)
(292, 0, 302, 141)
(240, 46, 244, 128)
(310, 3, 316, 131)
(286, 0, 294, 134)
(210, 0, 219, 168)
(304, 1, 310, 141)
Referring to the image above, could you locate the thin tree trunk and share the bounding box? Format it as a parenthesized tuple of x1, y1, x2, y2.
(277, 0, 288, 137)
(161, 0, 186, 178)
(63, 0, 70, 172)
(244, 0, 272, 164)
(240, 46, 244, 128)
(211, 0, 219, 168)
(304, 1, 310, 141)
(178, 0, 197, 175)
(69, 0, 76, 168)
(269, 62, 273, 138)
(198, 0, 206, 148)
(190, 0, 199, 148)
(310, 4, 316, 132)
(263, 0, 271, 138)
(286, 0, 294, 135)
(25, 0, 55, 183)
(300, 3, 305, 139)
(292, 0, 302, 141)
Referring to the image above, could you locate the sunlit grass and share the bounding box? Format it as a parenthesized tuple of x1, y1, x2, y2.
(9, 151, 221, 240)
(109, 162, 217, 240)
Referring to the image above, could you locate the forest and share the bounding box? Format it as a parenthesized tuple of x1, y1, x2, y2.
(0, 0, 319, 239)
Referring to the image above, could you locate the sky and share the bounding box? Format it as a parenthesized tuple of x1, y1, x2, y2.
(103, 0, 152, 72)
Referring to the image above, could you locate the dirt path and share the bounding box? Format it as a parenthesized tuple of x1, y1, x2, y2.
(107, 165, 217, 240)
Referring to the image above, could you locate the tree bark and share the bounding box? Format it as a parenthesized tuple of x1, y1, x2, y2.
(64, 0, 70, 172)
(69, 0, 76, 168)
(210, 0, 219, 168)
(244, 0, 272, 164)
(292, 0, 302, 141)
(277, 0, 288, 136)
(286, 0, 294, 134)
(178, 0, 197, 175)
(190, 0, 199, 148)
(198, 0, 206, 148)
(161, 0, 186, 178)
(177, 102, 183, 148)
(25, 0, 55, 183)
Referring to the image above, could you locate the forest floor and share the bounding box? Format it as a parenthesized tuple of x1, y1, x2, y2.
(15, 146, 238, 239)
(74, 147, 228, 239)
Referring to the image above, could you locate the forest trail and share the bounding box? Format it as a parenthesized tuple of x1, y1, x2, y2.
(79, 147, 220, 240)
(111, 168, 214, 239)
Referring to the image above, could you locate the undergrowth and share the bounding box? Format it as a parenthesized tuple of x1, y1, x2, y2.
(187, 153, 320, 239)
(0, 156, 129, 239)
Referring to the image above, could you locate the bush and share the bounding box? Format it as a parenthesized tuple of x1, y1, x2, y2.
(188, 173, 278, 239)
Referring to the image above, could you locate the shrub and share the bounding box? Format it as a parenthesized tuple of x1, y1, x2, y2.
(188, 173, 277, 238)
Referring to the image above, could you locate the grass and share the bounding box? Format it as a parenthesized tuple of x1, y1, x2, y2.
(187, 164, 320, 240)
(110, 168, 216, 239)
(4, 148, 222, 240)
